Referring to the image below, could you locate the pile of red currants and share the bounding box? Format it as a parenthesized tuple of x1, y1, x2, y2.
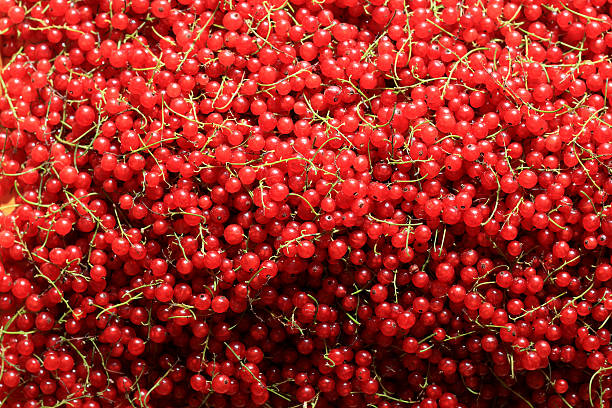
(0, 0, 611, 407)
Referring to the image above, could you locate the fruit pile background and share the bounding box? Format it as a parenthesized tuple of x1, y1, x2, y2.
(0, 0, 611, 407)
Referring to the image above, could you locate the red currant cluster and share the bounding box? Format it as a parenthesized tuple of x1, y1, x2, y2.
(0, 0, 611, 407)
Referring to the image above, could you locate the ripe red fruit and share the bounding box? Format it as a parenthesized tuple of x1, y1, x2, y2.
(0, 1, 611, 407)
(75, 105, 96, 127)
